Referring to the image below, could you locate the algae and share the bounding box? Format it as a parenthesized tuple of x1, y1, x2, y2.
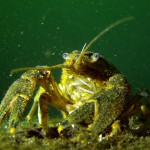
(0, 118, 150, 150)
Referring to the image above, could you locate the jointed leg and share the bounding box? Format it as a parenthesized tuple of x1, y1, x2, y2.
(27, 87, 46, 121)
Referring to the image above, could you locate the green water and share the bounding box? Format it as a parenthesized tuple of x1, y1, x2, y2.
(0, 1, 150, 101)
(0, 1, 150, 149)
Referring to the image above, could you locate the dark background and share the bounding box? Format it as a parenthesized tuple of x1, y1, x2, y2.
(0, 0, 150, 102)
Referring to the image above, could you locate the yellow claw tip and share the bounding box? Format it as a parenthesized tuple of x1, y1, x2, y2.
(111, 121, 121, 132)
(27, 115, 32, 121)
(10, 127, 16, 134)
(141, 105, 150, 115)
(58, 125, 64, 133)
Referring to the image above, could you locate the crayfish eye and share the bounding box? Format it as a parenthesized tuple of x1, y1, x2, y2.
(62, 53, 69, 60)
(91, 53, 100, 62)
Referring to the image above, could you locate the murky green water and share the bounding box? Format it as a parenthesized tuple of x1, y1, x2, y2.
(1, 0, 150, 98)
(0, 1, 150, 149)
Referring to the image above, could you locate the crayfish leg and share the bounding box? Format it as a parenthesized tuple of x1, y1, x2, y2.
(38, 92, 50, 134)
(27, 87, 45, 121)
(109, 120, 122, 137)
(36, 87, 69, 135)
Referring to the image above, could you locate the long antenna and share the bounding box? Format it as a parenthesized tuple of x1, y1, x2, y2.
(75, 16, 134, 67)
(11, 16, 134, 75)
(84, 16, 134, 53)
(10, 64, 66, 75)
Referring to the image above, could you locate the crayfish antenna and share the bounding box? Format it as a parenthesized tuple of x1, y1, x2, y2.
(10, 16, 134, 75)
(10, 64, 67, 76)
(74, 16, 134, 68)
